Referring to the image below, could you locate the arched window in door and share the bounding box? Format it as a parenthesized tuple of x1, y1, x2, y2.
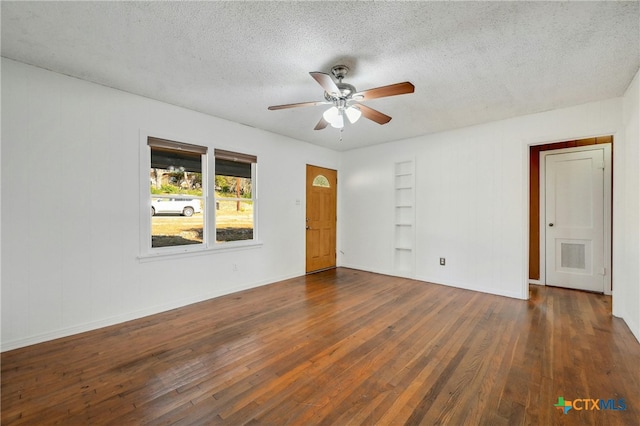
(312, 175, 330, 188)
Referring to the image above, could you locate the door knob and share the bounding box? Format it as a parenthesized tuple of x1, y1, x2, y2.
(306, 226, 310, 230)
(549, 223, 554, 227)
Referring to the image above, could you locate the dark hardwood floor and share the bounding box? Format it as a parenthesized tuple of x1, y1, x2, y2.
(2, 268, 639, 425)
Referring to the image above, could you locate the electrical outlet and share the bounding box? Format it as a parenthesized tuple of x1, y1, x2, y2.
(439, 258, 446, 266)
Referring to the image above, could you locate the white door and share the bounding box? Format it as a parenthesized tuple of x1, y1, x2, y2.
(545, 149, 605, 292)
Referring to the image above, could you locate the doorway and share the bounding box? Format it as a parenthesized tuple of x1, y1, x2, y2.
(306, 165, 337, 273)
(531, 139, 612, 293)
(543, 147, 610, 292)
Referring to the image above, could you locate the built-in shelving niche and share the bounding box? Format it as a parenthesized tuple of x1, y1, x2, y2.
(393, 160, 415, 277)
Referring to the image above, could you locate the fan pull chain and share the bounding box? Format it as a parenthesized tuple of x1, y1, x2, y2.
(340, 127, 343, 142)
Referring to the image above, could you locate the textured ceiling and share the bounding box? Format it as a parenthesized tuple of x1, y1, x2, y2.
(2, 1, 639, 151)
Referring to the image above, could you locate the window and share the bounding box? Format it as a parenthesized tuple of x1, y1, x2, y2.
(145, 137, 258, 254)
(149, 138, 206, 248)
(312, 174, 331, 188)
(215, 149, 257, 243)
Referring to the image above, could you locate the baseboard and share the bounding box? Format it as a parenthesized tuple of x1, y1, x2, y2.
(338, 264, 526, 300)
(414, 274, 527, 300)
(338, 263, 396, 278)
(614, 308, 640, 344)
(0, 271, 302, 352)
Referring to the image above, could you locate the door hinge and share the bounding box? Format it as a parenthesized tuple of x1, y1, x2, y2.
(596, 161, 605, 170)
(599, 267, 606, 276)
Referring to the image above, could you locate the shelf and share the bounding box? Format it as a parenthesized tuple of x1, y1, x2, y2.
(393, 159, 415, 277)
(395, 161, 414, 176)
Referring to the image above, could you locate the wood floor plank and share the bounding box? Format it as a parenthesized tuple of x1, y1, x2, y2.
(2, 268, 640, 425)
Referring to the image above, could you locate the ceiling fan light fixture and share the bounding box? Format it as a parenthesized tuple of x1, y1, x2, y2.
(268, 66, 415, 133)
(323, 106, 344, 129)
(331, 113, 344, 129)
(345, 105, 362, 124)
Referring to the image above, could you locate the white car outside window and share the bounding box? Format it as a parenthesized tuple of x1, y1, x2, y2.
(151, 198, 202, 217)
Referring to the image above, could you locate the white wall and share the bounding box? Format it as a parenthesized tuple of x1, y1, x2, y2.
(340, 97, 625, 301)
(1, 59, 339, 350)
(3, 58, 639, 350)
(614, 68, 640, 342)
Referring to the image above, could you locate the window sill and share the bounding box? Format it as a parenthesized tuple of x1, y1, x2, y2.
(138, 240, 263, 263)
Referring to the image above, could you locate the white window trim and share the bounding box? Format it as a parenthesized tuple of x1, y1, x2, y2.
(138, 130, 261, 261)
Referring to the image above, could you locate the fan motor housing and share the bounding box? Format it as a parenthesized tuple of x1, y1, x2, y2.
(323, 65, 356, 101)
(324, 82, 356, 101)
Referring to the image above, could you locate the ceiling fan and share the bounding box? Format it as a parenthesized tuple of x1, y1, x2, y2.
(268, 65, 415, 131)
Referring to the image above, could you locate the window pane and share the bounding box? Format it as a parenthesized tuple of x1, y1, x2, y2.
(215, 175, 251, 197)
(215, 158, 251, 178)
(312, 174, 330, 188)
(152, 202, 204, 247)
(215, 162, 254, 243)
(216, 199, 254, 242)
(150, 165, 202, 196)
(150, 144, 204, 248)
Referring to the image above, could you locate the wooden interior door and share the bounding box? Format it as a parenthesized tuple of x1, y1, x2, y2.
(306, 165, 337, 273)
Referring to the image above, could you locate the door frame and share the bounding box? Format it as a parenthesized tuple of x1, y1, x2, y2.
(539, 144, 612, 294)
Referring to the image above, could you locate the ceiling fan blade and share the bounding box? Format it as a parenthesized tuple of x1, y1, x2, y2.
(268, 101, 329, 110)
(358, 104, 392, 125)
(314, 116, 329, 130)
(310, 72, 340, 95)
(353, 82, 415, 101)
